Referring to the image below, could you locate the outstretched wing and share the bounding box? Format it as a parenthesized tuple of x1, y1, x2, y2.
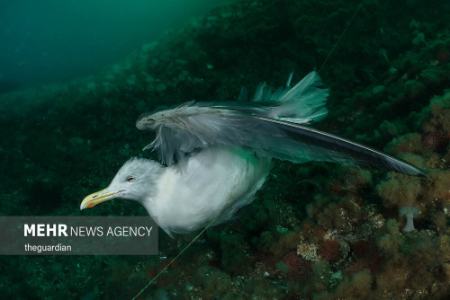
(136, 72, 424, 176)
(137, 104, 423, 176)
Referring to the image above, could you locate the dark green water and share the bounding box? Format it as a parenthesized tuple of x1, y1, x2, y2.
(0, 0, 449, 299)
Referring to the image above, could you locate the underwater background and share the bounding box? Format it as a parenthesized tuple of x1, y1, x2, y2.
(0, 0, 449, 299)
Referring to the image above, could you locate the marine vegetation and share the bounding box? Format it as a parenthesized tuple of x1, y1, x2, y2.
(0, 0, 449, 299)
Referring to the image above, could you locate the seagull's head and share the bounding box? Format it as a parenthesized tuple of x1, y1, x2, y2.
(80, 158, 162, 210)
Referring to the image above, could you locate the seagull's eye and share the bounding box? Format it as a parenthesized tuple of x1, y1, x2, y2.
(126, 175, 136, 182)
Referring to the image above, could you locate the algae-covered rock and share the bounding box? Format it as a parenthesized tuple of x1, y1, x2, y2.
(376, 173, 422, 208)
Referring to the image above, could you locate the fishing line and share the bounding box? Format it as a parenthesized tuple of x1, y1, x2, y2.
(131, 220, 215, 300)
(318, 2, 363, 72)
(131, 2, 363, 299)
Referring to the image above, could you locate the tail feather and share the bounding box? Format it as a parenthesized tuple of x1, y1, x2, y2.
(252, 71, 329, 124)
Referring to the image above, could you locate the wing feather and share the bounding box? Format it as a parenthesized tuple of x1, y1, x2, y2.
(136, 104, 423, 176)
(135, 71, 423, 176)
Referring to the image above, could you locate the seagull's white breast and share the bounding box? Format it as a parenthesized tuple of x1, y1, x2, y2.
(144, 147, 270, 234)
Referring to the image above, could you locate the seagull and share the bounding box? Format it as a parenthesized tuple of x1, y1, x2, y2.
(80, 71, 424, 236)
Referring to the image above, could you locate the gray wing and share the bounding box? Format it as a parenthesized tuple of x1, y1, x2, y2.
(136, 71, 424, 176)
(136, 104, 423, 176)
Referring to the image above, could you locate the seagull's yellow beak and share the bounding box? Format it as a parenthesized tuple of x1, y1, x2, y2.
(80, 189, 119, 210)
